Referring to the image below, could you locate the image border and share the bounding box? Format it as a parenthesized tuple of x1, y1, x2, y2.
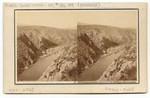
(14, 8, 140, 85)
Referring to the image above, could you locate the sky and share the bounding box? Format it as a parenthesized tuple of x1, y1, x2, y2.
(16, 10, 138, 29)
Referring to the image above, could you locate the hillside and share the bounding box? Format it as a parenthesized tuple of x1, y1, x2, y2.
(98, 44, 137, 82)
(17, 26, 76, 80)
(17, 24, 137, 82)
(77, 25, 136, 80)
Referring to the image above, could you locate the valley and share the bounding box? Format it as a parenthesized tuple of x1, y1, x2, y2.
(17, 24, 137, 82)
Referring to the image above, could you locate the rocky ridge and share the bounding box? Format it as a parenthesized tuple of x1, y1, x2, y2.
(17, 24, 137, 82)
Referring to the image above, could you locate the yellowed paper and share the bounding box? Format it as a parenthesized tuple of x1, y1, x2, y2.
(3, 2, 147, 93)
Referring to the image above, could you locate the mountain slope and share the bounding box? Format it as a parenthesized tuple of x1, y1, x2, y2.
(17, 26, 76, 78)
(98, 44, 137, 81)
(17, 24, 137, 82)
(77, 25, 137, 81)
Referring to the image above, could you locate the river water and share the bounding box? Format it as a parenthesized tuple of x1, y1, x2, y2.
(78, 52, 122, 81)
(18, 53, 60, 81)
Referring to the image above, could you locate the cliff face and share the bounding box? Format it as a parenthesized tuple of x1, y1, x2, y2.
(77, 25, 135, 74)
(39, 43, 78, 81)
(77, 33, 119, 74)
(77, 25, 137, 81)
(77, 25, 136, 45)
(98, 44, 137, 81)
(17, 26, 76, 77)
(18, 24, 137, 82)
(17, 26, 76, 45)
(17, 34, 40, 74)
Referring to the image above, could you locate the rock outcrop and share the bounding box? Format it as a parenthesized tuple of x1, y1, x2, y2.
(98, 44, 137, 81)
(77, 25, 136, 82)
(17, 24, 137, 82)
(17, 26, 76, 77)
(39, 43, 78, 81)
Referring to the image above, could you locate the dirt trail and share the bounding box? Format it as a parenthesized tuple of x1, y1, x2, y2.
(18, 53, 61, 81)
(78, 51, 123, 81)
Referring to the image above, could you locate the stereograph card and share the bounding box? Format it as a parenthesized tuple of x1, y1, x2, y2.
(3, 2, 147, 93)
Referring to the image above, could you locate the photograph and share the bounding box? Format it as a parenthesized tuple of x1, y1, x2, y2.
(3, 2, 147, 94)
(16, 10, 138, 83)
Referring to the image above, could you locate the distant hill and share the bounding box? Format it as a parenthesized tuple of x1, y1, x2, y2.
(77, 25, 136, 44)
(77, 24, 136, 77)
(17, 25, 76, 75)
(17, 24, 137, 81)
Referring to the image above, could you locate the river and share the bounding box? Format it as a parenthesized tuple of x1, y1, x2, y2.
(78, 51, 122, 81)
(18, 53, 60, 81)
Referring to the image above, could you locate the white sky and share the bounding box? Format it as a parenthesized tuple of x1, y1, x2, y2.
(16, 10, 138, 29)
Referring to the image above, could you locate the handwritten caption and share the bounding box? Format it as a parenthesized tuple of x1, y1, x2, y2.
(9, 88, 34, 93)
(4, 3, 101, 8)
(105, 87, 134, 92)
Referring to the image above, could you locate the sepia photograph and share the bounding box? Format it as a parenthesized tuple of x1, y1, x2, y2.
(3, 2, 147, 94)
(16, 10, 138, 83)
